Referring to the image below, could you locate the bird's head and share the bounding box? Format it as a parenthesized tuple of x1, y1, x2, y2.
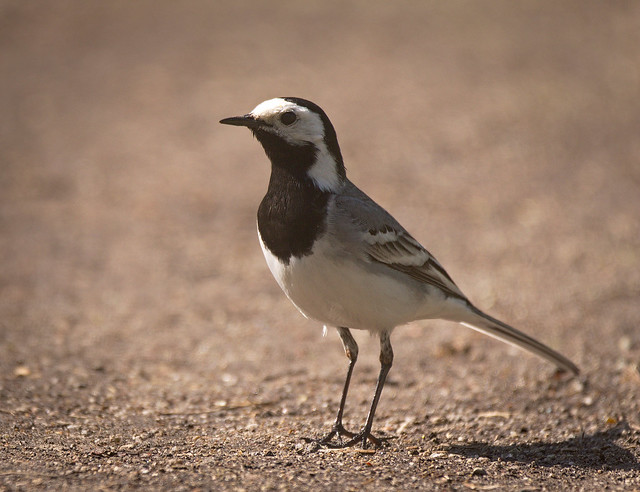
(220, 97, 346, 192)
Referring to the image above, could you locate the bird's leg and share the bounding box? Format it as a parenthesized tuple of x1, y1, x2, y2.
(361, 331, 394, 448)
(337, 331, 394, 449)
(314, 327, 358, 445)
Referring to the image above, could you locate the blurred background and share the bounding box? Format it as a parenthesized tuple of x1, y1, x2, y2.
(1, 1, 639, 486)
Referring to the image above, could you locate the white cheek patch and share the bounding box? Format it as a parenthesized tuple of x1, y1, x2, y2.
(290, 111, 324, 144)
(307, 141, 341, 192)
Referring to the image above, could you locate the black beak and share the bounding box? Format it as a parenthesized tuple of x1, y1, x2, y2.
(219, 114, 263, 129)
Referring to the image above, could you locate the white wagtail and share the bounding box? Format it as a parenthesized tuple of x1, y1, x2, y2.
(220, 97, 579, 449)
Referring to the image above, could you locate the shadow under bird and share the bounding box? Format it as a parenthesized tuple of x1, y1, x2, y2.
(220, 97, 579, 449)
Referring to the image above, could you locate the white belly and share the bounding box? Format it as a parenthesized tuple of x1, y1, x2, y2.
(258, 229, 447, 332)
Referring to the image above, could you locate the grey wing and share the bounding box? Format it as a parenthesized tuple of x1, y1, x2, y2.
(332, 181, 467, 300)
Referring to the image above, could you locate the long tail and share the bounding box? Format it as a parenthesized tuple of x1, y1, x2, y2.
(457, 304, 579, 375)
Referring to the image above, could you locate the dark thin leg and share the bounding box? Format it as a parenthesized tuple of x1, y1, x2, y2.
(315, 327, 358, 444)
(331, 328, 359, 432)
(323, 331, 394, 449)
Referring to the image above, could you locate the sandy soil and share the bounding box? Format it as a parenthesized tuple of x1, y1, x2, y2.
(1, 1, 639, 490)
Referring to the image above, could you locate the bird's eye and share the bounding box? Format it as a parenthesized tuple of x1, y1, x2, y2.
(280, 111, 297, 126)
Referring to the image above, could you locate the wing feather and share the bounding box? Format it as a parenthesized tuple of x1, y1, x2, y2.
(366, 227, 467, 300)
(333, 182, 467, 301)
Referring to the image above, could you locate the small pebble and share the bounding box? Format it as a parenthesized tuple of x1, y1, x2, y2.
(14, 366, 31, 377)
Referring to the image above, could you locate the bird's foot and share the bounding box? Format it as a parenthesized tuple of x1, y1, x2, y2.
(303, 422, 355, 449)
(304, 424, 385, 450)
(318, 423, 357, 444)
(326, 428, 385, 449)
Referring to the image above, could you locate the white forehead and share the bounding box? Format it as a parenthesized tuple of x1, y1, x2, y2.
(249, 98, 325, 143)
(250, 98, 299, 117)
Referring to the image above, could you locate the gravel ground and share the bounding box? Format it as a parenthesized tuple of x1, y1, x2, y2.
(1, 1, 639, 490)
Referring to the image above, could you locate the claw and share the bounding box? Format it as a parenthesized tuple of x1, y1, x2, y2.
(328, 428, 383, 449)
(302, 423, 355, 448)
(304, 424, 386, 450)
(318, 423, 356, 444)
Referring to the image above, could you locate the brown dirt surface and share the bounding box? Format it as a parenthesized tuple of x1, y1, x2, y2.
(1, 1, 639, 490)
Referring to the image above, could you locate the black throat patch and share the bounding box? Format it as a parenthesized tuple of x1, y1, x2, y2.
(257, 166, 330, 264)
(255, 130, 331, 264)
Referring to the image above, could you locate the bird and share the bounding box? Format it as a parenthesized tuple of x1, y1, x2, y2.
(220, 97, 579, 449)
